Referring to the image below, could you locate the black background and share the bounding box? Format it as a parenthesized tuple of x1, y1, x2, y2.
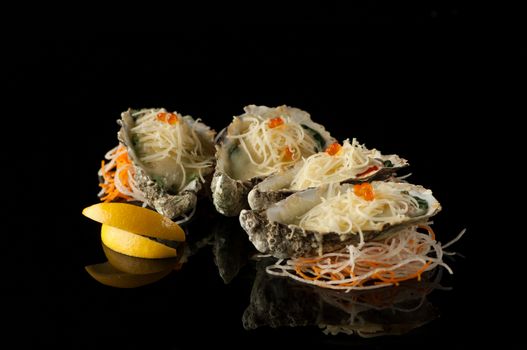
(7, 7, 521, 349)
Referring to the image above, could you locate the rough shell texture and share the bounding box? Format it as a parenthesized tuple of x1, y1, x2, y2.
(210, 172, 259, 217)
(211, 105, 335, 216)
(133, 166, 200, 219)
(240, 209, 378, 259)
(240, 182, 441, 259)
(118, 108, 215, 219)
(248, 154, 408, 210)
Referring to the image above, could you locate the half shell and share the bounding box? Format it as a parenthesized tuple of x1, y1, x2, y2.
(211, 105, 335, 216)
(118, 108, 216, 219)
(240, 181, 441, 259)
(248, 139, 408, 210)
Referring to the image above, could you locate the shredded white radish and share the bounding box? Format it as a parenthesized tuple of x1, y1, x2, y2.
(266, 225, 464, 291)
(98, 144, 146, 203)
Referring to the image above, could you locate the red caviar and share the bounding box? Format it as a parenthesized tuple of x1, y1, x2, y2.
(325, 142, 342, 156)
(353, 182, 375, 201)
(268, 116, 284, 128)
(157, 112, 178, 125)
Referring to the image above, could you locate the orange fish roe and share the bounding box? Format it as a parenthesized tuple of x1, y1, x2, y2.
(353, 182, 374, 201)
(156, 112, 178, 125)
(267, 116, 284, 128)
(325, 142, 342, 156)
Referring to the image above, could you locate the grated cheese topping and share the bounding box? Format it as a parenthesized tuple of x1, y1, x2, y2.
(228, 106, 323, 179)
(290, 138, 383, 190)
(297, 183, 422, 235)
(130, 108, 214, 193)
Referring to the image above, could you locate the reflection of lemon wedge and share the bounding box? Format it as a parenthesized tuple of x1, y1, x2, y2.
(102, 243, 179, 275)
(85, 262, 171, 288)
(82, 203, 185, 241)
(101, 224, 178, 259)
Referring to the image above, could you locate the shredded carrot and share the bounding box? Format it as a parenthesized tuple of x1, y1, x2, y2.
(293, 257, 432, 288)
(354, 182, 374, 201)
(99, 145, 134, 202)
(418, 224, 436, 241)
(325, 142, 341, 156)
(266, 224, 453, 291)
(267, 116, 284, 128)
(295, 265, 320, 281)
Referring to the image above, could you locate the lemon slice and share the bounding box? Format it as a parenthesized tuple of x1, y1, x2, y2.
(101, 224, 178, 259)
(82, 203, 185, 241)
(102, 243, 179, 274)
(85, 262, 171, 288)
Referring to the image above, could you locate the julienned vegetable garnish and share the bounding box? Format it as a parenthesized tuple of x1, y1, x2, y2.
(266, 225, 465, 291)
(99, 144, 144, 203)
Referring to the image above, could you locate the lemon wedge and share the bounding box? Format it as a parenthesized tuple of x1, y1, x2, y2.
(102, 243, 179, 274)
(85, 262, 171, 288)
(82, 203, 185, 241)
(101, 224, 178, 259)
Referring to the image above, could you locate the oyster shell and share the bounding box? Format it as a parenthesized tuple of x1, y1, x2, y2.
(240, 181, 441, 259)
(248, 138, 408, 210)
(211, 105, 335, 216)
(117, 108, 216, 219)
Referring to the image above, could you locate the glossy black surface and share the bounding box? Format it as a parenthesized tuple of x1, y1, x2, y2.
(11, 21, 514, 347)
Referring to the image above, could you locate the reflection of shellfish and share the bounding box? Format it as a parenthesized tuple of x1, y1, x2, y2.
(240, 181, 441, 259)
(242, 259, 441, 337)
(248, 138, 408, 210)
(211, 105, 335, 217)
(99, 108, 216, 221)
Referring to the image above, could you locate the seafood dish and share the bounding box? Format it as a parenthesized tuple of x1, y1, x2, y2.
(211, 105, 334, 216)
(98, 108, 216, 222)
(248, 138, 408, 210)
(241, 181, 440, 258)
